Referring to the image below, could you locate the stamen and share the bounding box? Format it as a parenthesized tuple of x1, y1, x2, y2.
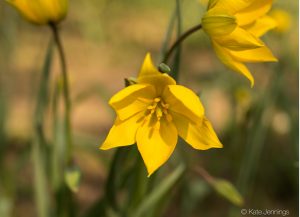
(156, 107, 163, 118)
(145, 97, 173, 128)
(161, 101, 169, 109)
(154, 98, 161, 102)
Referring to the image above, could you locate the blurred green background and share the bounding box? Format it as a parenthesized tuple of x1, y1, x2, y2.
(0, 0, 298, 217)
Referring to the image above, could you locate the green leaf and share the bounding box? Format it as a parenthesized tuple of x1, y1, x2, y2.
(105, 147, 132, 212)
(131, 164, 185, 217)
(211, 179, 244, 206)
(32, 40, 54, 217)
(64, 166, 82, 193)
(0, 196, 13, 217)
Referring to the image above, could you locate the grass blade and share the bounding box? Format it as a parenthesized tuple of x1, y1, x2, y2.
(132, 164, 185, 217)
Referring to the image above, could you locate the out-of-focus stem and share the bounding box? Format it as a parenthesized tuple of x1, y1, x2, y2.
(49, 23, 72, 164)
(194, 166, 214, 184)
(171, 0, 183, 81)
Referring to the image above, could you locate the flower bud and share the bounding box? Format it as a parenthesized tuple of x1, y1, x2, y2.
(7, 0, 68, 25)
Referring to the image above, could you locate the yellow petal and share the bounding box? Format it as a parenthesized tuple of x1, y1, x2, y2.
(137, 53, 176, 95)
(136, 119, 177, 176)
(212, 0, 253, 14)
(172, 113, 223, 150)
(228, 44, 277, 63)
(235, 0, 273, 26)
(42, 0, 68, 22)
(8, 0, 49, 24)
(100, 112, 144, 150)
(245, 15, 277, 37)
(142, 74, 176, 96)
(202, 14, 237, 36)
(214, 27, 263, 51)
(109, 84, 155, 120)
(163, 85, 204, 123)
(137, 53, 161, 80)
(8, 0, 67, 24)
(212, 41, 254, 87)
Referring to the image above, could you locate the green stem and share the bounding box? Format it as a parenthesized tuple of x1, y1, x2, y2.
(49, 23, 73, 165)
(159, 9, 177, 62)
(162, 23, 202, 64)
(171, 0, 183, 81)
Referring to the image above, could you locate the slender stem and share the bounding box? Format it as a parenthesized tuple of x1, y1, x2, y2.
(162, 24, 202, 64)
(171, 0, 183, 81)
(49, 23, 72, 165)
(194, 166, 214, 184)
(159, 9, 177, 62)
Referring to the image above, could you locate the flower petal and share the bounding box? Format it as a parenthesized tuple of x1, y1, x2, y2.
(212, 0, 254, 14)
(202, 14, 237, 37)
(137, 53, 176, 95)
(163, 85, 204, 123)
(172, 113, 223, 150)
(8, 0, 49, 24)
(109, 84, 155, 120)
(214, 26, 263, 51)
(245, 15, 277, 37)
(137, 53, 161, 80)
(100, 112, 145, 150)
(136, 119, 178, 176)
(235, 0, 273, 26)
(212, 41, 254, 87)
(228, 44, 277, 63)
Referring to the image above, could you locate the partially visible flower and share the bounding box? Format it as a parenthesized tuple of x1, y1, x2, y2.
(270, 9, 292, 33)
(7, 0, 68, 25)
(202, 0, 278, 87)
(200, 0, 209, 6)
(100, 53, 223, 176)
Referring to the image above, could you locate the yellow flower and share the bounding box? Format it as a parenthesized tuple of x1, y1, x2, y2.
(100, 53, 223, 176)
(269, 9, 292, 33)
(7, 0, 68, 25)
(202, 0, 278, 87)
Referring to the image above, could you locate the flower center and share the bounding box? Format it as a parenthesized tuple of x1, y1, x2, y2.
(145, 97, 172, 130)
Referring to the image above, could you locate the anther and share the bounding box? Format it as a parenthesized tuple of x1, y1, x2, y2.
(154, 98, 161, 103)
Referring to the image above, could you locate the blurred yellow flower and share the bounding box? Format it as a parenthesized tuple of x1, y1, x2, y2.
(100, 53, 223, 176)
(7, 0, 68, 25)
(202, 0, 278, 87)
(270, 9, 292, 33)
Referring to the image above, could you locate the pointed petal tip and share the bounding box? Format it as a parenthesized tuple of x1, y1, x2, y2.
(271, 57, 279, 62)
(145, 52, 152, 58)
(146, 167, 156, 177)
(214, 142, 223, 149)
(99, 144, 109, 150)
(144, 52, 153, 65)
(99, 142, 118, 150)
